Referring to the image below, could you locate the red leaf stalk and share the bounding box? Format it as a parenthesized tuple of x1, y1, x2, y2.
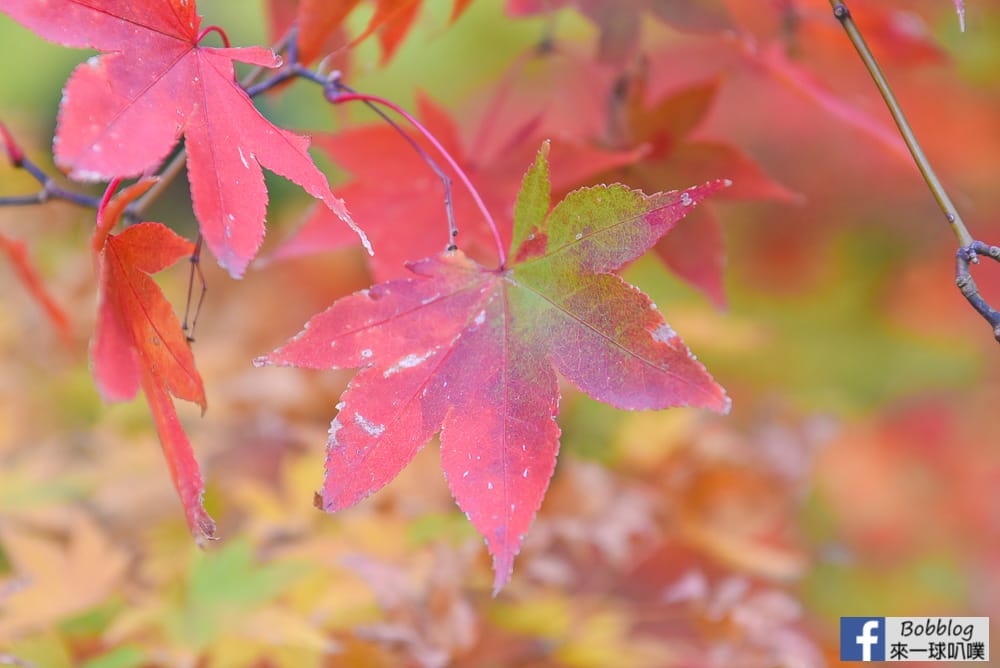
(196, 25, 232, 48)
(92, 178, 123, 253)
(0, 120, 25, 166)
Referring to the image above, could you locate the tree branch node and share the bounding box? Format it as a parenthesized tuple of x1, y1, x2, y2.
(955, 241, 1000, 341)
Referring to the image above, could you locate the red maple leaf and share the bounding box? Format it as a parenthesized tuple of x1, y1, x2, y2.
(266, 0, 352, 68)
(713, 1, 944, 166)
(0, 0, 365, 277)
(603, 74, 798, 306)
(90, 181, 214, 541)
(463, 44, 622, 160)
(267, 0, 473, 65)
(257, 145, 729, 592)
(507, 0, 733, 63)
(458, 45, 794, 306)
(272, 92, 643, 280)
(353, 0, 473, 64)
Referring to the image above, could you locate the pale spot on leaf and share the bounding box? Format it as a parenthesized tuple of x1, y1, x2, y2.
(383, 350, 434, 378)
(353, 412, 385, 437)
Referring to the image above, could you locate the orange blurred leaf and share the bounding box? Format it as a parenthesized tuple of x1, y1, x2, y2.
(0, 232, 71, 344)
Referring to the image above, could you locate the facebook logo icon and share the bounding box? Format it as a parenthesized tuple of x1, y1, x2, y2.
(841, 617, 886, 661)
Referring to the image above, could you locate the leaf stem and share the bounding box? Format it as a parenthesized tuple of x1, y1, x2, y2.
(241, 33, 492, 256)
(328, 81, 459, 253)
(829, 1, 972, 247)
(196, 25, 231, 49)
(92, 178, 123, 252)
(0, 120, 26, 165)
(326, 86, 505, 265)
(182, 235, 207, 342)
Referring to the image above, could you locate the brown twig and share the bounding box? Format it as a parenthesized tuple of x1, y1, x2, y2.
(830, 1, 1000, 342)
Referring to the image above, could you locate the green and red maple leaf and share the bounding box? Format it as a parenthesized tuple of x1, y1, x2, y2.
(2, 0, 734, 580)
(0, 0, 366, 278)
(258, 145, 730, 591)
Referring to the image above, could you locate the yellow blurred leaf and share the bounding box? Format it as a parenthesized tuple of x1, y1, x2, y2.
(614, 409, 696, 469)
(242, 607, 338, 652)
(0, 511, 129, 640)
(489, 596, 573, 640)
(556, 609, 673, 668)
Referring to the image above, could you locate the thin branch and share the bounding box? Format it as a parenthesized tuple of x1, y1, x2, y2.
(830, 1, 1000, 342)
(6, 20, 504, 279)
(245, 26, 301, 97)
(326, 84, 504, 265)
(330, 80, 458, 253)
(242, 35, 466, 257)
(829, 2, 972, 247)
(1, 121, 101, 210)
(182, 235, 208, 342)
(0, 170, 101, 209)
(242, 26, 296, 93)
(956, 243, 1000, 341)
(244, 67, 299, 97)
(227, 34, 506, 262)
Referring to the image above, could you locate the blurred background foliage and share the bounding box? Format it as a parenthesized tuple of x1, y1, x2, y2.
(1, 0, 999, 666)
